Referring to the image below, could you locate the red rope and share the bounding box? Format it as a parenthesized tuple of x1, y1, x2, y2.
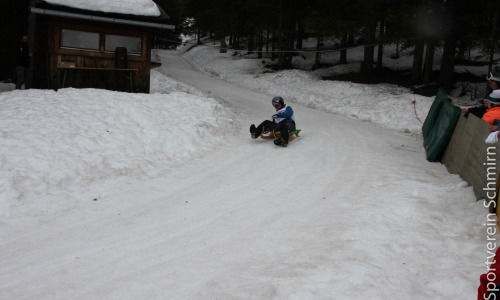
(412, 99, 424, 124)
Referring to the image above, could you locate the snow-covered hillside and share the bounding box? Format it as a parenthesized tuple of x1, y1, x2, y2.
(0, 43, 492, 299)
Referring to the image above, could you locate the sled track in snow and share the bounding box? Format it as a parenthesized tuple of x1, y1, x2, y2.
(0, 51, 484, 299)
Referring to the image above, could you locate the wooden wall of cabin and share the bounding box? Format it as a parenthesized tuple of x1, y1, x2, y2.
(34, 17, 152, 93)
(32, 15, 51, 90)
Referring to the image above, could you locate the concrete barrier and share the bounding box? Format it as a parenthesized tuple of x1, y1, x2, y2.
(441, 113, 499, 200)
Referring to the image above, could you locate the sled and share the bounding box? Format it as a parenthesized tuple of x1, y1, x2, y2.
(260, 128, 301, 142)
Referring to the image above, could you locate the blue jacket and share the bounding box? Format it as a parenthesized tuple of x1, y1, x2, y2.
(274, 105, 295, 124)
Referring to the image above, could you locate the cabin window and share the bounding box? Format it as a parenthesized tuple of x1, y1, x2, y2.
(105, 35, 142, 54)
(61, 29, 99, 51)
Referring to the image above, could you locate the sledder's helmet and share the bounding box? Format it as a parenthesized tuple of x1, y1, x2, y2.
(272, 96, 285, 107)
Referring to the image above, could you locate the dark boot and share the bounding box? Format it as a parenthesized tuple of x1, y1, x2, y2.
(274, 137, 288, 147)
(279, 128, 289, 142)
(250, 124, 258, 139)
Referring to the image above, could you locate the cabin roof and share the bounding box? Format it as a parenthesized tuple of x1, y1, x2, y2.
(35, 0, 170, 20)
(40, 0, 162, 17)
(33, 0, 173, 29)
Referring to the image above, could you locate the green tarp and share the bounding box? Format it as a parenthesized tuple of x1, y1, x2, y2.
(422, 89, 462, 162)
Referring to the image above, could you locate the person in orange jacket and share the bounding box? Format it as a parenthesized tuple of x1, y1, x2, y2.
(482, 90, 500, 125)
(463, 73, 500, 125)
(463, 90, 500, 126)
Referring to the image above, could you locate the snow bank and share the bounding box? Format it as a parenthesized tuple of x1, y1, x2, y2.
(0, 87, 235, 215)
(181, 46, 435, 134)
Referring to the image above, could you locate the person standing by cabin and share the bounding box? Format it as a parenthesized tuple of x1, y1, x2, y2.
(14, 35, 30, 89)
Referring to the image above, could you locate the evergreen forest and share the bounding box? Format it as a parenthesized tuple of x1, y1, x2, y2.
(1, 0, 498, 93)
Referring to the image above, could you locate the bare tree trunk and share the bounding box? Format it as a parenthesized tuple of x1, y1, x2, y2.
(314, 36, 322, 69)
(277, 0, 285, 68)
(257, 31, 263, 59)
(411, 39, 425, 83)
(339, 33, 348, 65)
(361, 20, 376, 75)
(266, 31, 270, 53)
(423, 40, 436, 86)
(296, 23, 304, 50)
(438, 0, 457, 90)
(277, 0, 294, 69)
(376, 19, 385, 71)
(234, 36, 240, 49)
(394, 38, 400, 59)
(247, 32, 255, 54)
(488, 8, 499, 74)
(271, 32, 277, 61)
(439, 37, 456, 90)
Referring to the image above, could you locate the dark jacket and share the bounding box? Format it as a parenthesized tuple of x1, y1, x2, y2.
(14, 41, 30, 68)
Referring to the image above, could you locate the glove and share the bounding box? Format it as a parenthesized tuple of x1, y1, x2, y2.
(272, 114, 278, 120)
(486, 131, 499, 144)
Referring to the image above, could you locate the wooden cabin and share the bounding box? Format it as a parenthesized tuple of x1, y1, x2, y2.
(30, 0, 174, 93)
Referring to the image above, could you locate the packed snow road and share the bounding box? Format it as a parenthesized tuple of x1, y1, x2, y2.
(1, 51, 485, 299)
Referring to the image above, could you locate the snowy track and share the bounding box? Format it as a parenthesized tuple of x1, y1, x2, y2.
(1, 52, 486, 299)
